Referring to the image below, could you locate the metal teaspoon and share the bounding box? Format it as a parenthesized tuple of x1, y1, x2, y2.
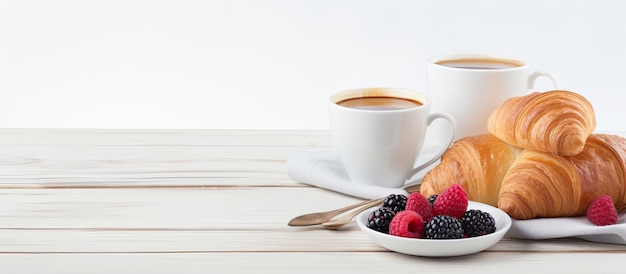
(287, 183, 421, 227)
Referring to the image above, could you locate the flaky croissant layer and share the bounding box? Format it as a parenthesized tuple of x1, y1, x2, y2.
(487, 90, 596, 157)
(420, 134, 521, 207)
(499, 134, 626, 219)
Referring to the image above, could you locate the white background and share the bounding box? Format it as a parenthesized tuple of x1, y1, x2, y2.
(1, 0, 625, 131)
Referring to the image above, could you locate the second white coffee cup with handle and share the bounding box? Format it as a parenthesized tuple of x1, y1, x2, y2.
(427, 54, 558, 142)
(329, 88, 456, 189)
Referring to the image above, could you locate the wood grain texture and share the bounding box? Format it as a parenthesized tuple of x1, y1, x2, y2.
(0, 129, 331, 187)
(0, 129, 625, 273)
(1, 253, 625, 274)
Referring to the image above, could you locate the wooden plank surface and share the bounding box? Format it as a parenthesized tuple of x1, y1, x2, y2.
(1, 252, 625, 274)
(0, 187, 624, 253)
(0, 129, 332, 187)
(0, 187, 362, 229)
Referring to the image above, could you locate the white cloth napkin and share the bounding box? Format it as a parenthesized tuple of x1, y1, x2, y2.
(506, 212, 626, 245)
(287, 147, 626, 245)
(287, 144, 441, 200)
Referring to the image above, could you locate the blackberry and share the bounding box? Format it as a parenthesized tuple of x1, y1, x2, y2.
(427, 194, 438, 206)
(366, 207, 396, 234)
(382, 194, 407, 213)
(461, 209, 496, 237)
(423, 215, 463, 239)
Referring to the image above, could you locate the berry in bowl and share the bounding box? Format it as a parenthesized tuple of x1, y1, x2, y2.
(356, 184, 512, 257)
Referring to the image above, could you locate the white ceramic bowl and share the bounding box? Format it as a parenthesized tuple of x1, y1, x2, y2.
(356, 201, 512, 257)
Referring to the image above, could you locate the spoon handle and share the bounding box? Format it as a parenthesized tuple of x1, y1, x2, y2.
(288, 197, 385, 226)
(288, 183, 421, 227)
(321, 199, 382, 229)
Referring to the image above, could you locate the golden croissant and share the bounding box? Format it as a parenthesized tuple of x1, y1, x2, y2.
(487, 90, 596, 156)
(420, 134, 522, 207)
(420, 134, 626, 220)
(499, 134, 626, 219)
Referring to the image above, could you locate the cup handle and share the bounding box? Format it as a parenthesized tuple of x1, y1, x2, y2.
(405, 112, 456, 180)
(528, 70, 559, 91)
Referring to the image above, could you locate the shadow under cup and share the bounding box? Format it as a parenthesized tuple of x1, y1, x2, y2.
(328, 88, 440, 188)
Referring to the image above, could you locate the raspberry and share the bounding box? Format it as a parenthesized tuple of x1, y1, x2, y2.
(406, 192, 434, 222)
(461, 209, 496, 237)
(587, 195, 618, 226)
(433, 184, 468, 219)
(389, 210, 424, 238)
(366, 207, 396, 233)
(423, 215, 463, 239)
(382, 194, 407, 213)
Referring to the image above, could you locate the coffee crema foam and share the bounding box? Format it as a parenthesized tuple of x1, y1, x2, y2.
(437, 58, 522, 69)
(337, 96, 422, 110)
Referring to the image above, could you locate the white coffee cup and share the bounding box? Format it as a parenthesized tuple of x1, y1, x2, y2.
(427, 54, 558, 141)
(329, 88, 456, 188)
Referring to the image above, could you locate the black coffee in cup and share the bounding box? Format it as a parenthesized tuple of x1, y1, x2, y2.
(337, 97, 422, 110)
(436, 58, 522, 69)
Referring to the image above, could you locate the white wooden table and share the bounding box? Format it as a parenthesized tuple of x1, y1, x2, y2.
(0, 129, 625, 273)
